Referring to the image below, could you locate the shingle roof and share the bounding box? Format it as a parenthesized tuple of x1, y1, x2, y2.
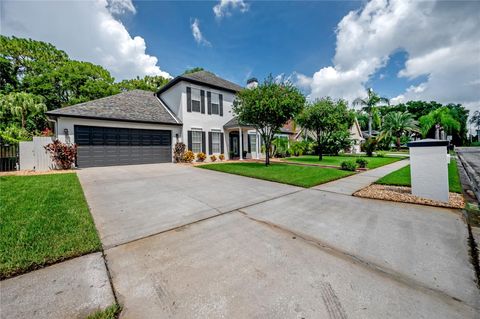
(158, 71, 243, 95)
(46, 90, 181, 125)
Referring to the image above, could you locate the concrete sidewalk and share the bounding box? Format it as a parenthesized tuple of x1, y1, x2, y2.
(314, 159, 410, 195)
(0, 253, 115, 319)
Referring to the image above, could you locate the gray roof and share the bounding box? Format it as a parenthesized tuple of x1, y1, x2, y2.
(46, 90, 181, 125)
(223, 117, 253, 129)
(158, 71, 243, 95)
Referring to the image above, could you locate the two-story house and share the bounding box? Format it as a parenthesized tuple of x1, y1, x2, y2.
(46, 71, 261, 168)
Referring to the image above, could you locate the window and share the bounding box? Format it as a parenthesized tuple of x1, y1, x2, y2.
(211, 93, 219, 115)
(191, 88, 201, 112)
(249, 134, 257, 152)
(212, 131, 221, 153)
(192, 130, 202, 153)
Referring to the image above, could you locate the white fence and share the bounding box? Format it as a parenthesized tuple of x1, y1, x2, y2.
(19, 137, 55, 171)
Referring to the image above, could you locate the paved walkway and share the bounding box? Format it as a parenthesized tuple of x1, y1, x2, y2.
(314, 159, 410, 195)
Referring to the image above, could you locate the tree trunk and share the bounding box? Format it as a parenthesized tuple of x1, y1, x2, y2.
(368, 113, 373, 137)
(21, 113, 25, 129)
(317, 137, 323, 161)
(265, 145, 270, 166)
(396, 136, 401, 151)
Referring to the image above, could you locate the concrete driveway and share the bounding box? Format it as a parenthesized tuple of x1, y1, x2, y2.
(78, 163, 479, 318)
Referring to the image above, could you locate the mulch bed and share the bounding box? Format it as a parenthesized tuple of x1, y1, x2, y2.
(354, 184, 464, 209)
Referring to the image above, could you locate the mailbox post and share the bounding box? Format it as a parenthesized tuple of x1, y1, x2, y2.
(407, 139, 449, 202)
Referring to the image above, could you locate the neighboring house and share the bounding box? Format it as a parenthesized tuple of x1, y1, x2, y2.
(292, 118, 364, 154)
(46, 71, 263, 168)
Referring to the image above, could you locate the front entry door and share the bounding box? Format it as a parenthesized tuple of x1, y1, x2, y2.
(229, 132, 240, 158)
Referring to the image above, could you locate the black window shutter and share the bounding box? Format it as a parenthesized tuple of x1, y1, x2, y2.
(207, 91, 212, 115)
(186, 87, 192, 112)
(200, 90, 205, 114)
(248, 134, 251, 153)
(220, 133, 224, 154)
(219, 94, 223, 116)
(201, 131, 206, 153)
(208, 132, 213, 155)
(187, 130, 193, 151)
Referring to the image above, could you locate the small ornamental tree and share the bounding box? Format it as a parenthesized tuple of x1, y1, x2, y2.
(296, 97, 354, 160)
(233, 76, 305, 166)
(44, 140, 77, 169)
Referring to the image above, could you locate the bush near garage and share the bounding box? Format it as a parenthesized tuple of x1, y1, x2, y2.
(183, 150, 195, 163)
(196, 152, 206, 162)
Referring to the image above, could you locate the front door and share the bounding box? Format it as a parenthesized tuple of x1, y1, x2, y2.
(229, 132, 240, 158)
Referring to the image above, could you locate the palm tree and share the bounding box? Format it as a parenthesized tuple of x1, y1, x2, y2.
(470, 110, 480, 129)
(419, 107, 460, 139)
(1, 92, 46, 129)
(353, 88, 389, 137)
(380, 111, 418, 150)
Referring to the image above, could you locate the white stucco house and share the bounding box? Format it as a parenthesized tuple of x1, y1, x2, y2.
(46, 71, 262, 167)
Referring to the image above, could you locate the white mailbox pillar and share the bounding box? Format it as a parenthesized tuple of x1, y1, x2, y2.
(407, 139, 449, 202)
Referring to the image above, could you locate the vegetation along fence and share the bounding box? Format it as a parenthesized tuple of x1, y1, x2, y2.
(0, 141, 19, 172)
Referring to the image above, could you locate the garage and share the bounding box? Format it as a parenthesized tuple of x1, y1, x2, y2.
(74, 125, 172, 168)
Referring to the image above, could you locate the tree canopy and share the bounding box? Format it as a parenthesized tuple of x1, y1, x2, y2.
(297, 97, 354, 160)
(380, 111, 417, 150)
(353, 88, 389, 136)
(233, 76, 305, 165)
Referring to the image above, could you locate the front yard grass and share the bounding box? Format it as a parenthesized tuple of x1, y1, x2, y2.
(198, 162, 354, 187)
(0, 173, 101, 279)
(284, 155, 402, 169)
(376, 159, 462, 193)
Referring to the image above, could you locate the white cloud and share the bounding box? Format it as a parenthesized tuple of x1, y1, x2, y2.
(1, 0, 170, 80)
(213, 0, 249, 19)
(107, 0, 136, 15)
(297, 0, 480, 111)
(191, 18, 211, 47)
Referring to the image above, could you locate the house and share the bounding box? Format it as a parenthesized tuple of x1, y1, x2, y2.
(46, 71, 262, 167)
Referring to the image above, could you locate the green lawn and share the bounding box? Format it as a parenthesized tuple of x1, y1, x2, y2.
(376, 159, 462, 193)
(284, 155, 402, 169)
(198, 162, 354, 188)
(0, 173, 101, 279)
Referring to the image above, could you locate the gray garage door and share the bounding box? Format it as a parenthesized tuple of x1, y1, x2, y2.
(74, 125, 172, 168)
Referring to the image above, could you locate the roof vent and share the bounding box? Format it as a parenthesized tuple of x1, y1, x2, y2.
(246, 77, 258, 89)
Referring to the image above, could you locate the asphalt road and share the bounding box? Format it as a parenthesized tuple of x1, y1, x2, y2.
(456, 147, 480, 196)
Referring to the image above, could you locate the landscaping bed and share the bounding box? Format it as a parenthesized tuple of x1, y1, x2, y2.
(198, 162, 354, 188)
(354, 184, 464, 209)
(283, 155, 402, 169)
(0, 173, 101, 279)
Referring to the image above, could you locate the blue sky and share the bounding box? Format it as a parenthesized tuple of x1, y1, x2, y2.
(2, 0, 479, 109)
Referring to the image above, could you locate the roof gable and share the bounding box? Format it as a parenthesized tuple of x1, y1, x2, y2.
(157, 71, 243, 95)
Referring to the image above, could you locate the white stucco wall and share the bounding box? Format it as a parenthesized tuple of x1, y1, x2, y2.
(409, 145, 449, 202)
(55, 117, 182, 162)
(159, 81, 236, 157)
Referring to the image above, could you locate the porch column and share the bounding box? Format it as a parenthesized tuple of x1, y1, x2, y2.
(239, 127, 243, 160)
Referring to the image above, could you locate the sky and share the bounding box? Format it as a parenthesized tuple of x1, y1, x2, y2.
(1, 0, 479, 113)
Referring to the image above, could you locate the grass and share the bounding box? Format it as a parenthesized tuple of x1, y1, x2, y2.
(284, 155, 402, 169)
(198, 162, 354, 188)
(376, 159, 462, 193)
(0, 173, 101, 279)
(87, 304, 122, 319)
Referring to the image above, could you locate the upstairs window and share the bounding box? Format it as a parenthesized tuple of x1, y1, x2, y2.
(191, 88, 201, 112)
(211, 93, 219, 115)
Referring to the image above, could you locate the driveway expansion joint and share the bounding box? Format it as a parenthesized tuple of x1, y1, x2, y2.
(237, 209, 480, 311)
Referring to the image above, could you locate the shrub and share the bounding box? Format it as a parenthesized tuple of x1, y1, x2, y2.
(376, 151, 386, 158)
(44, 140, 77, 169)
(183, 150, 195, 163)
(362, 137, 377, 157)
(355, 158, 368, 168)
(219, 154, 225, 160)
(340, 160, 357, 171)
(210, 155, 217, 162)
(196, 152, 206, 162)
(173, 142, 186, 163)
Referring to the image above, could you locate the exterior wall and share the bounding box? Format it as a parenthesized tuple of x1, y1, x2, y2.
(55, 117, 182, 162)
(160, 81, 236, 158)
